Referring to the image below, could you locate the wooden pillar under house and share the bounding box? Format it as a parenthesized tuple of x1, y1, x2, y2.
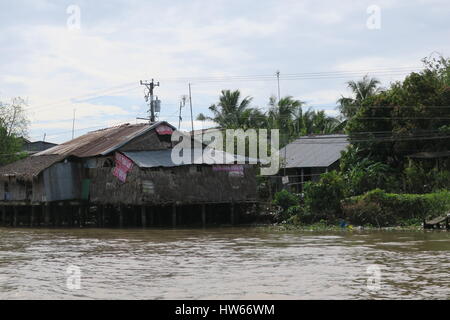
(44, 204, 50, 227)
(149, 207, 154, 226)
(172, 204, 177, 228)
(118, 205, 124, 228)
(1, 206, 6, 227)
(201, 204, 206, 227)
(141, 205, 146, 228)
(230, 202, 235, 226)
(30, 205, 36, 227)
(13, 206, 18, 227)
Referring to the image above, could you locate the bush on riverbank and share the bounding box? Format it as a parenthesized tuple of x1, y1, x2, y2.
(272, 189, 300, 221)
(302, 171, 346, 221)
(341, 189, 450, 227)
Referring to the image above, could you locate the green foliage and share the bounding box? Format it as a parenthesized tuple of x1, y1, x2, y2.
(272, 189, 299, 210)
(345, 56, 450, 169)
(197, 91, 344, 149)
(303, 171, 346, 220)
(197, 89, 265, 130)
(342, 189, 450, 227)
(341, 147, 400, 195)
(272, 189, 300, 221)
(0, 97, 29, 165)
(338, 75, 382, 119)
(404, 162, 450, 193)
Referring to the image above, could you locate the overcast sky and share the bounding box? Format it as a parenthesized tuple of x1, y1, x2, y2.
(1, 0, 449, 143)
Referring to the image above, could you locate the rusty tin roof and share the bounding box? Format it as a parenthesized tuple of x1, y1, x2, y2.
(35, 121, 175, 158)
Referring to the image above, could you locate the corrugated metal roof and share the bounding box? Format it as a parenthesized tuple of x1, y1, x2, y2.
(124, 149, 258, 168)
(35, 121, 175, 158)
(124, 150, 177, 167)
(279, 134, 349, 168)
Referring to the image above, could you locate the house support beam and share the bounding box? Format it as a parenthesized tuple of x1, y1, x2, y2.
(201, 204, 206, 227)
(30, 206, 36, 227)
(118, 205, 124, 228)
(1, 206, 6, 227)
(141, 205, 146, 228)
(149, 207, 154, 226)
(44, 204, 50, 227)
(230, 202, 235, 226)
(172, 205, 177, 228)
(13, 206, 18, 227)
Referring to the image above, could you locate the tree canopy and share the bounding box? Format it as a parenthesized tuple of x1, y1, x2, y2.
(345, 56, 450, 168)
(0, 97, 29, 165)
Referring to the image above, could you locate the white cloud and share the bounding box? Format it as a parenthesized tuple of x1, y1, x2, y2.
(1, 0, 449, 144)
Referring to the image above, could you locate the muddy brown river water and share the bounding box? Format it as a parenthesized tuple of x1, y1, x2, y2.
(0, 227, 449, 299)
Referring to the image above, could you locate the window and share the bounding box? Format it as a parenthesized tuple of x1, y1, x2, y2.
(103, 158, 114, 168)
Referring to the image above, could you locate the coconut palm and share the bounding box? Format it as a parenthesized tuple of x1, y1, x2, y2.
(267, 96, 304, 141)
(196, 90, 265, 129)
(338, 75, 382, 118)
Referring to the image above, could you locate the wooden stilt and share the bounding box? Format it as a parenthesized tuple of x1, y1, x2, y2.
(77, 206, 82, 227)
(101, 205, 105, 228)
(96, 206, 101, 228)
(134, 206, 138, 227)
(44, 204, 50, 227)
(172, 204, 177, 228)
(13, 206, 18, 227)
(141, 205, 146, 228)
(31, 206, 36, 227)
(230, 202, 235, 226)
(149, 207, 154, 226)
(202, 204, 206, 227)
(55, 204, 61, 227)
(177, 206, 182, 225)
(84, 205, 89, 227)
(118, 205, 124, 228)
(1, 206, 6, 227)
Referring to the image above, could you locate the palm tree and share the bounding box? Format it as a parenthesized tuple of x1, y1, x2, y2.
(267, 96, 304, 143)
(338, 75, 382, 118)
(196, 90, 265, 129)
(310, 110, 343, 134)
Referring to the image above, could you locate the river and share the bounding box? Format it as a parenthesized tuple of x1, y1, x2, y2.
(0, 227, 448, 299)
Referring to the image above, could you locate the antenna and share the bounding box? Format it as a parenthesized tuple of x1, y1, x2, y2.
(140, 79, 160, 123)
(188, 83, 194, 133)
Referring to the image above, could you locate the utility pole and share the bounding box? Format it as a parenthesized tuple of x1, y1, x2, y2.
(276, 70, 281, 102)
(140, 79, 160, 123)
(72, 108, 76, 139)
(179, 96, 187, 130)
(188, 83, 194, 133)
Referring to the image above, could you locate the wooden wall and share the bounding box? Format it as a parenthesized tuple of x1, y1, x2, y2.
(89, 163, 257, 205)
(119, 130, 172, 152)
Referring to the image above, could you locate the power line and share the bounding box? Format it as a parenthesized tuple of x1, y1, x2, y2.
(25, 82, 138, 112)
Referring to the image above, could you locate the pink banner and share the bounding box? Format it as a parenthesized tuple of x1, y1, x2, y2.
(155, 124, 174, 135)
(115, 152, 133, 172)
(113, 153, 133, 182)
(212, 164, 244, 172)
(113, 166, 128, 183)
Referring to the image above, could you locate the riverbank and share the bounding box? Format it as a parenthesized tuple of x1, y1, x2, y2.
(263, 221, 432, 232)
